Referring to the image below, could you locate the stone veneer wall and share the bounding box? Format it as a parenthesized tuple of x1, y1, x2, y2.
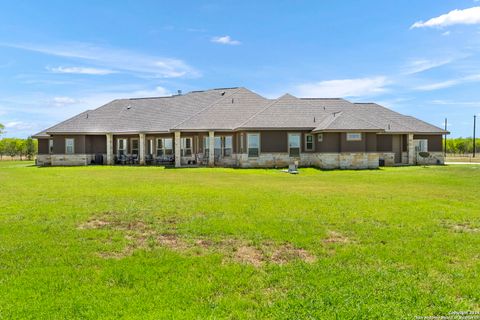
(213, 152, 382, 169)
(416, 152, 444, 165)
(40, 151, 444, 168)
(36, 154, 52, 166)
(378, 152, 395, 166)
(47, 154, 106, 166)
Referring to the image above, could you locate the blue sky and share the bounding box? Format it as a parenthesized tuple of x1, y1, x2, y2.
(1, 1, 480, 138)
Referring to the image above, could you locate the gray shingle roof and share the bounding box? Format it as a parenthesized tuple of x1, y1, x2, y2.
(33, 87, 447, 137)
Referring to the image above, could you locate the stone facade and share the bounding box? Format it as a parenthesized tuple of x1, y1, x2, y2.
(39, 154, 106, 166)
(415, 152, 444, 165)
(210, 152, 381, 169)
(378, 152, 395, 166)
(36, 154, 52, 166)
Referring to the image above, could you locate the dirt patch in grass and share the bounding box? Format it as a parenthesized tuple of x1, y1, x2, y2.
(450, 223, 480, 233)
(323, 231, 351, 244)
(270, 244, 317, 264)
(79, 214, 317, 266)
(234, 245, 264, 267)
(441, 220, 480, 233)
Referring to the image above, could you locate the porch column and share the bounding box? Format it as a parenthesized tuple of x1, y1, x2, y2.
(407, 133, 415, 165)
(139, 133, 146, 165)
(174, 131, 181, 168)
(208, 131, 215, 166)
(106, 133, 114, 165)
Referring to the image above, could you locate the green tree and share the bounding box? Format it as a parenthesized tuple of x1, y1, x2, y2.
(4, 138, 18, 159)
(0, 139, 5, 160)
(25, 137, 36, 160)
(0, 123, 4, 136)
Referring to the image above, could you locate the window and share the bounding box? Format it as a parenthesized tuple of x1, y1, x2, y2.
(247, 133, 260, 157)
(48, 139, 54, 154)
(305, 134, 314, 151)
(131, 139, 139, 155)
(147, 139, 154, 156)
(346, 133, 362, 141)
(203, 136, 233, 157)
(117, 138, 127, 156)
(415, 139, 428, 152)
(65, 138, 75, 154)
(317, 133, 323, 142)
(181, 137, 192, 156)
(223, 136, 232, 157)
(214, 136, 222, 157)
(240, 133, 244, 153)
(288, 133, 301, 157)
(203, 136, 210, 156)
(157, 138, 173, 157)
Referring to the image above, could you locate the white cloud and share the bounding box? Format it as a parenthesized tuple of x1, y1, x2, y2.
(4, 121, 34, 130)
(211, 35, 241, 45)
(47, 66, 115, 75)
(403, 58, 454, 75)
(0, 42, 199, 78)
(415, 74, 480, 91)
(431, 99, 480, 106)
(442, 31, 451, 36)
(416, 80, 460, 91)
(295, 76, 390, 98)
(51, 96, 78, 106)
(411, 7, 480, 29)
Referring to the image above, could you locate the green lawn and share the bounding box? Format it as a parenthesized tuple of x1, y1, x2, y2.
(1, 162, 479, 319)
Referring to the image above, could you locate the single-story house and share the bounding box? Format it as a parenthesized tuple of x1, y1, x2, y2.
(33, 87, 448, 169)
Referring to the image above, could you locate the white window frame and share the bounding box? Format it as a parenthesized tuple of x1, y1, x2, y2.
(65, 138, 75, 154)
(223, 136, 233, 157)
(48, 139, 54, 154)
(305, 134, 314, 151)
(214, 136, 222, 157)
(346, 133, 362, 141)
(414, 139, 428, 152)
(181, 137, 193, 157)
(317, 133, 323, 142)
(247, 133, 260, 158)
(156, 138, 173, 157)
(240, 133, 244, 153)
(117, 138, 127, 156)
(288, 133, 301, 157)
(147, 139, 154, 156)
(131, 138, 139, 155)
(203, 136, 210, 156)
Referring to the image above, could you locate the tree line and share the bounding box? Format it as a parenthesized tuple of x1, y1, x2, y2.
(445, 137, 479, 154)
(0, 123, 38, 160)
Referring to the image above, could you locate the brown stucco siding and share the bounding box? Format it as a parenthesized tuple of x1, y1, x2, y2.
(377, 135, 392, 152)
(317, 132, 340, 153)
(340, 133, 366, 152)
(85, 135, 107, 154)
(260, 131, 288, 153)
(38, 139, 49, 155)
(414, 134, 443, 152)
(366, 133, 377, 152)
(52, 135, 85, 154)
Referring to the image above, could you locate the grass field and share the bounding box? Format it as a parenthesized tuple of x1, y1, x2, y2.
(1, 162, 479, 319)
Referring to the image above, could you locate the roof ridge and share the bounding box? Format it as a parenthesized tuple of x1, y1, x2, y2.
(343, 110, 385, 130)
(171, 88, 242, 130)
(314, 111, 343, 130)
(235, 94, 291, 129)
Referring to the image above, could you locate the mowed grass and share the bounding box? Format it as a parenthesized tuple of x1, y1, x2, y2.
(0, 162, 479, 319)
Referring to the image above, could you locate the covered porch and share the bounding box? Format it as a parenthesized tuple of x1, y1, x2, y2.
(105, 131, 238, 167)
